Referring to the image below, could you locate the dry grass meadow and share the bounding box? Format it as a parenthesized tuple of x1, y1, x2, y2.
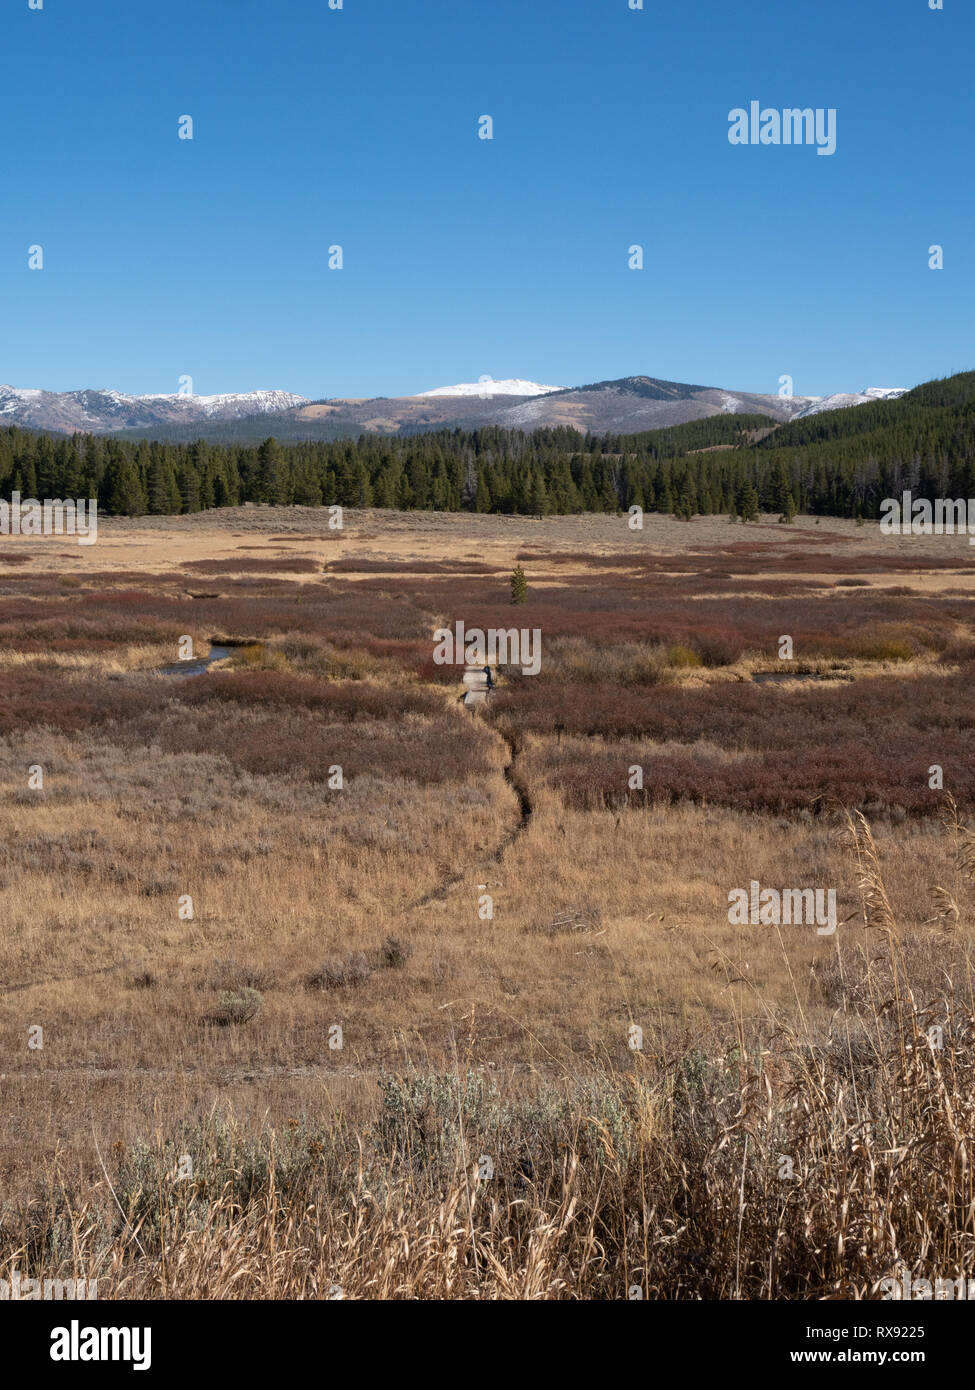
(2, 505, 975, 1299)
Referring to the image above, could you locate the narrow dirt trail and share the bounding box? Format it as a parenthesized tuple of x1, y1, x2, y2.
(497, 726, 533, 856)
(400, 681, 533, 916)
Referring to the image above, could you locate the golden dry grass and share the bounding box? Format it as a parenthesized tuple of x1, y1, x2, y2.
(1, 508, 974, 1298)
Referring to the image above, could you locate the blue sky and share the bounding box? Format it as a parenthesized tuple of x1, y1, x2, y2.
(2, 0, 970, 401)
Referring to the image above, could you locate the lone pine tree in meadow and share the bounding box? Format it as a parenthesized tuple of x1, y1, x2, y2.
(511, 563, 528, 604)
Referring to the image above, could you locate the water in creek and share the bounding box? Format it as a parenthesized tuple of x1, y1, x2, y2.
(751, 671, 843, 685)
(158, 644, 233, 677)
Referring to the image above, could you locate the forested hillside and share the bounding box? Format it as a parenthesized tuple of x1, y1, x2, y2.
(1, 373, 973, 519)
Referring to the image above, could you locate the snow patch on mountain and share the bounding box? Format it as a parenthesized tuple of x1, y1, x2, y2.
(791, 387, 907, 420)
(0, 386, 44, 412)
(136, 390, 309, 416)
(0, 385, 308, 430)
(417, 379, 566, 398)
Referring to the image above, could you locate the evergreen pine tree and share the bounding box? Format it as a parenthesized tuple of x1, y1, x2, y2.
(292, 459, 324, 507)
(531, 473, 548, 517)
(257, 438, 288, 505)
(102, 454, 147, 515)
(676, 472, 698, 519)
(738, 482, 760, 522)
(179, 464, 202, 514)
(146, 454, 173, 514)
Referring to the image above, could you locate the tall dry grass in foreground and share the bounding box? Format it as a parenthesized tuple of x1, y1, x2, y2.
(3, 814, 974, 1300)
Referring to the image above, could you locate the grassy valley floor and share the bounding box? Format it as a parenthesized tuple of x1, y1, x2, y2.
(1, 508, 974, 1297)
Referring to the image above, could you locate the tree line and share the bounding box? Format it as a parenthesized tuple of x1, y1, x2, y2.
(1, 372, 974, 520)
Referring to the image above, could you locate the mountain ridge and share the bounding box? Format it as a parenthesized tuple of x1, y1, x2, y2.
(0, 375, 908, 442)
(0, 386, 309, 434)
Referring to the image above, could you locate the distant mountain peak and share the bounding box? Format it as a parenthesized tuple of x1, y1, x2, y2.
(416, 378, 566, 398)
(0, 385, 308, 432)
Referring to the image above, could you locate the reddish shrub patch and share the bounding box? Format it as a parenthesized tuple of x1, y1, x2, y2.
(183, 558, 320, 574)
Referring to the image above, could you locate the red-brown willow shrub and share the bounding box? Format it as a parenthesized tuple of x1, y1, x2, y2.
(493, 666, 975, 814)
(183, 558, 321, 574)
(182, 670, 441, 720)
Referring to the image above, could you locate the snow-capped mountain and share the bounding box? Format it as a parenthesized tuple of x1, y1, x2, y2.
(0, 385, 308, 433)
(417, 378, 566, 398)
(134, 389, 308, 416)
(0, 374, 912, 438)
(790, 387, 907, 420)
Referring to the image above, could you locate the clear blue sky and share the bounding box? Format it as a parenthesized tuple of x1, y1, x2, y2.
(2, 0, 970, 401)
